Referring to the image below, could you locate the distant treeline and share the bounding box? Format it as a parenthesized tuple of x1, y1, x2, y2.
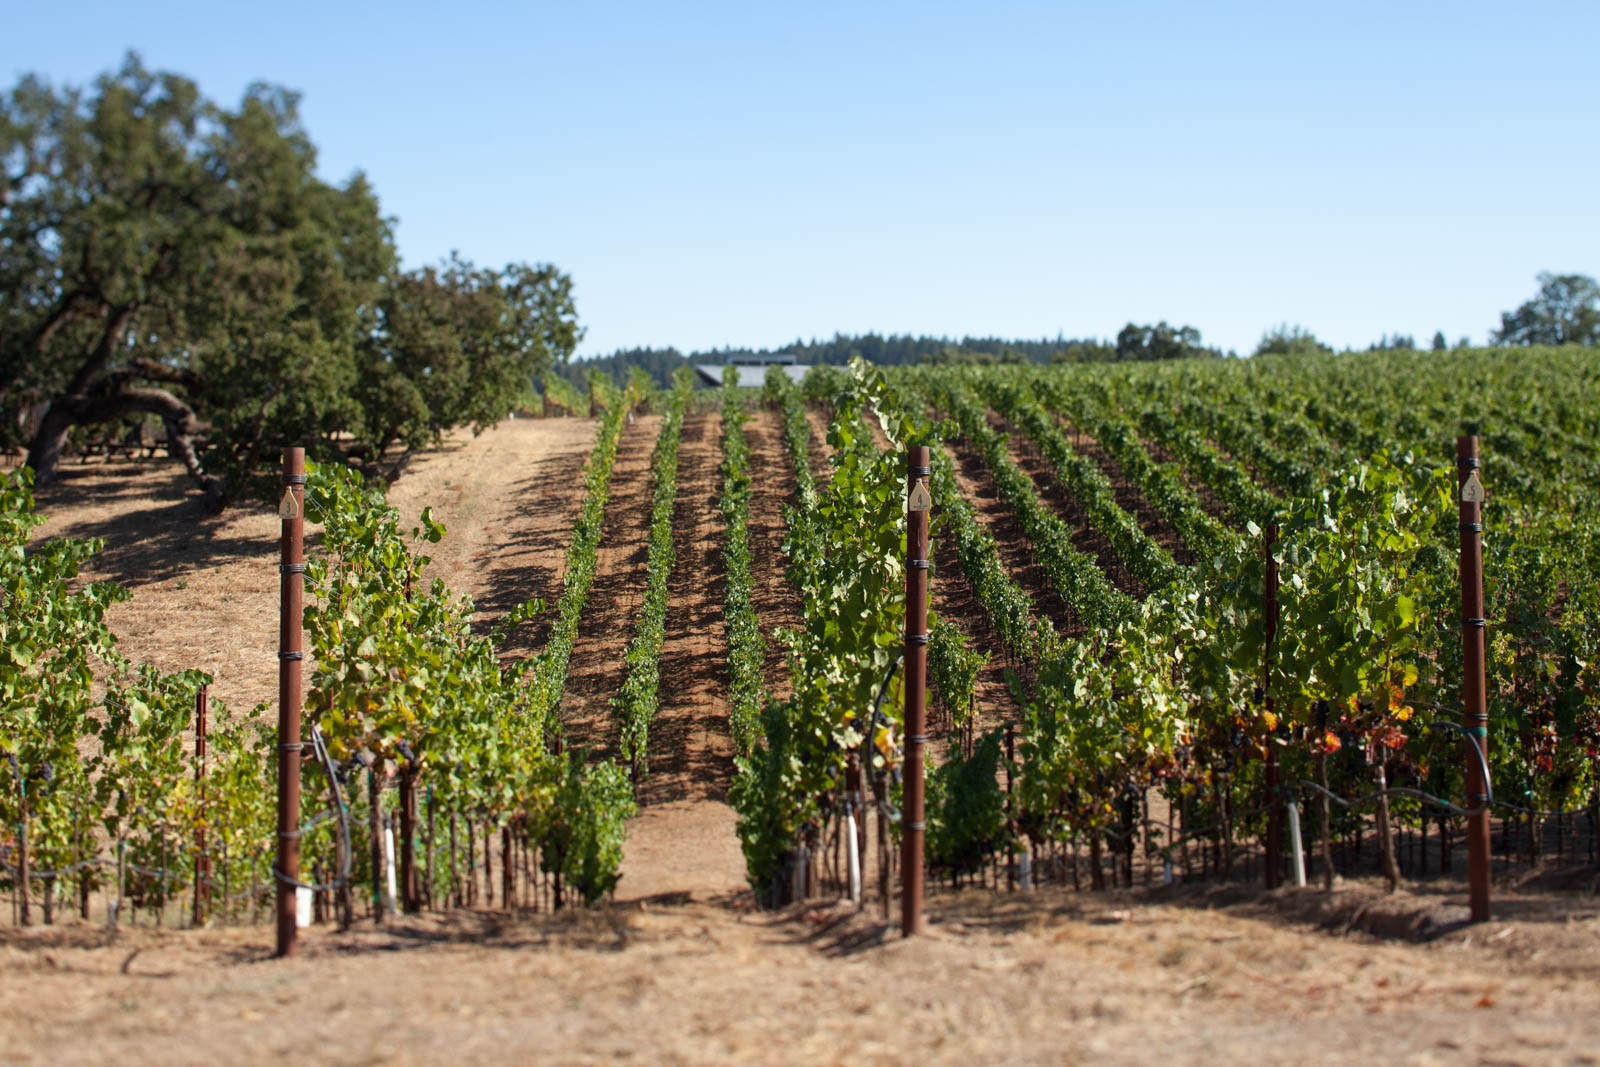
(551, 270, 1600, 390)
(553, 324, 1227, 389)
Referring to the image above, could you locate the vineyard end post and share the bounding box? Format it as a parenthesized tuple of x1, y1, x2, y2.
(902, 445, 931, 937)
(1263, 523, 1282, 890)
(1458, 435, 1490, 923)
(276, 447, 306, 957)
(194, 684, 209, 927)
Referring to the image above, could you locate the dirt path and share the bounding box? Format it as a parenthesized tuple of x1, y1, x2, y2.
(389, 417, 598, 656)
(804, 407, 834, 471)
(928, 519, 1024, 732)
(557, 414, 664, 757)
(619, 407, 746, 903)
(857, 400, 1024, 731)
(999, 427, 1147, 598)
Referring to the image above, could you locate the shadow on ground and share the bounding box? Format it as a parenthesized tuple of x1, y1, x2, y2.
(34, 463, 272, 587)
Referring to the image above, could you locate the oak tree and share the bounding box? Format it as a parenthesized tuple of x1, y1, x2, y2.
(1, 55, 580, 508)
(1492, 272, 1600, 347)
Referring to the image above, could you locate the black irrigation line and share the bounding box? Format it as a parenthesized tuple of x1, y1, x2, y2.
(0, 854, 104, 879)
(1152, 720, 1596, 858)
(9, 690, 1594, 907)
(1282, 717, 1500, 819)
(1290, 781, 1599, 823)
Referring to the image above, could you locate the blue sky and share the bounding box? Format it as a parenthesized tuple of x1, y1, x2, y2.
(8, 1, 1598, 357)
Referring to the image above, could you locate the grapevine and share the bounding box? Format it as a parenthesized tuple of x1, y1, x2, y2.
(612, 366, 695, 777)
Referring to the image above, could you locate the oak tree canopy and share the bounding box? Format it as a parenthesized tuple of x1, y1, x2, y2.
(1, 54, 578, 508)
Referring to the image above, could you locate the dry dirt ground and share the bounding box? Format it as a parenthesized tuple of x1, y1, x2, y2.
(6, 414, 1600, 1066)
(2, 883, 1598, 1066)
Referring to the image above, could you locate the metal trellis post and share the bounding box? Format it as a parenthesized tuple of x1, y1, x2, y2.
(1458, 435, 1490, 923)
(276, 448, 305, 956)
(902, 446, 931, 936)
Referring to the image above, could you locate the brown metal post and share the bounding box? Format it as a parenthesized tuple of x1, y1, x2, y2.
(1458, 436, 1490, 923)
(194, 685, 209, 926)
(1262, 524, 1282, 889)
(275, 447, 305, 957)
(902, 446, 930, 937)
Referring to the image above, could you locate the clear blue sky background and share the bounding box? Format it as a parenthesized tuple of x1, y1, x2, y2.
(8, 1, 1597, 357)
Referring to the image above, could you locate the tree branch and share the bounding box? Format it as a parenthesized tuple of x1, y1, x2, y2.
(28, 289, 94, 355)
(63, 385, 211, 437)
(62, 303, 137, 397)
(60, 385, 224, 509)
(121, 356, 201, 389)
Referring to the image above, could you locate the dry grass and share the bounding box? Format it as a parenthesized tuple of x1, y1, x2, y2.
(2, 884, 1597, 1066)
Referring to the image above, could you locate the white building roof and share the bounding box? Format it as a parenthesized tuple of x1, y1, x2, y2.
(691, 363, 811, 389)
